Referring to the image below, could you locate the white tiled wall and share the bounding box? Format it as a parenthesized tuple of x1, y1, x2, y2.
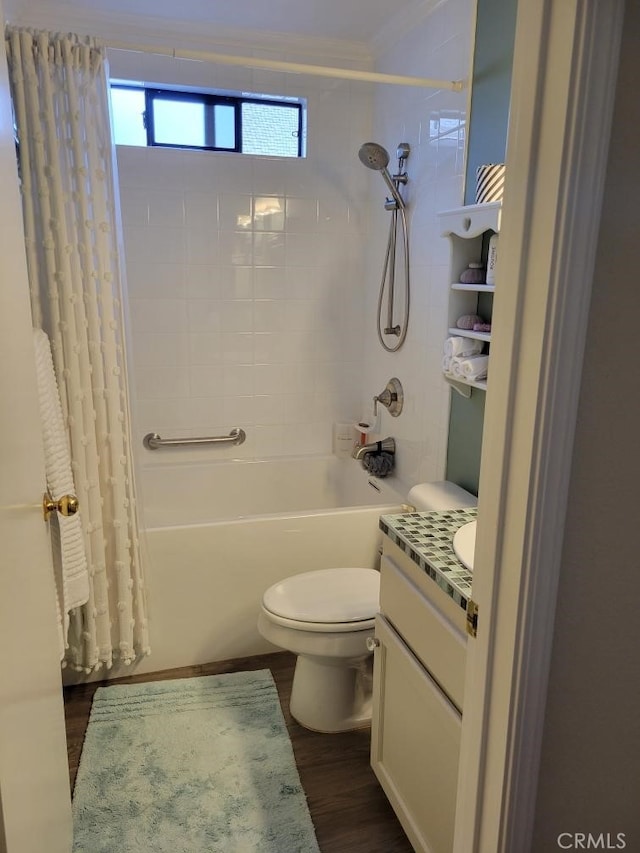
(116, 55, 373, 465)
(360, 0, 475, 491)
(114, 2, 472, 479)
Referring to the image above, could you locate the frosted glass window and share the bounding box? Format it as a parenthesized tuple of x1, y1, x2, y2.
(153, 99, 206, 147)
(242, 103, 300, 157)
(110, 87, 146, 146)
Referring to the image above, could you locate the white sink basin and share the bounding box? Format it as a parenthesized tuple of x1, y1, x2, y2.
(453, 520, 476, 571)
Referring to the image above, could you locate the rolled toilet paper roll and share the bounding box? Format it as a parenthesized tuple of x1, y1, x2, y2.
(407, 481, 478, 510)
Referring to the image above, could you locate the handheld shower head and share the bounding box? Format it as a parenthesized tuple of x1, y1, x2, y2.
(358, 141, 406, 210)
(358, 142, 390, 171)
(360, 141, 412, 353)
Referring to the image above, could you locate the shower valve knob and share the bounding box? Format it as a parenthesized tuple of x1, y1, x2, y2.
(373, 378, 404, 417)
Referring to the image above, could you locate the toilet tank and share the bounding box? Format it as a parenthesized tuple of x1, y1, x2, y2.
(407, 481, 477, 510)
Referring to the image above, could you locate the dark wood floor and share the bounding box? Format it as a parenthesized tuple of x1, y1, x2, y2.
(64, 650, 414, 853)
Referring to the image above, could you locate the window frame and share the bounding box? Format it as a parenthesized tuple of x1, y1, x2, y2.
(111, 84, 303, 157)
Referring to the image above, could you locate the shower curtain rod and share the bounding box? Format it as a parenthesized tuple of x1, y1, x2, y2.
(106, 40, 464, 91)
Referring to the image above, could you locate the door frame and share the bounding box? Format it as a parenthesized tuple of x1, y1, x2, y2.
(454, 1, 625, 850)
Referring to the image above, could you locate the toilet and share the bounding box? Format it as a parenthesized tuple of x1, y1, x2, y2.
(257, 480, 477, 733)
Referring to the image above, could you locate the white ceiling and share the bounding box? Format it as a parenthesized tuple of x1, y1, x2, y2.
(5, 0, 432, 47)
(88, 0, 397, 41)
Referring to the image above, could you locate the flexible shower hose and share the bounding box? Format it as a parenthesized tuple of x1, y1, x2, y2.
(377, 202, 410, 352)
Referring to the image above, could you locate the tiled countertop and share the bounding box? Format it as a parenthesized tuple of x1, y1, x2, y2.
(380, 507, 477, 611)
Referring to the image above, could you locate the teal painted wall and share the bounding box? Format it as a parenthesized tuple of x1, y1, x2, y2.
(463, 0, 519, 207)
(445, 0, 518, 495)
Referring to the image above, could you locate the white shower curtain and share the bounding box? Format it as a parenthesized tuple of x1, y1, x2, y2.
(6, 27, 150, 672)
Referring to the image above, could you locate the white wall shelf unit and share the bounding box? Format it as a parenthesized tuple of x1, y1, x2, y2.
(439, 201, 501, 398)
(439, 200, 501, 239)
(447, 327, 492, 343)
(451, 283, 495, 293)
(451, 376, 488, 392)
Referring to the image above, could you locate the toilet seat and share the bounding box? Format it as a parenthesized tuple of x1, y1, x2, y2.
(261, 609, 376, 633)
(262, 567, 379, 633)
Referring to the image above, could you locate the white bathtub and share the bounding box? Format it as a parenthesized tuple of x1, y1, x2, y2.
(135, 456, 404, 674)
(140, 454, 401, 527)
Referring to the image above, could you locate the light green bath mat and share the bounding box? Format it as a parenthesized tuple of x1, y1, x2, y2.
(72, 670, 320, 853)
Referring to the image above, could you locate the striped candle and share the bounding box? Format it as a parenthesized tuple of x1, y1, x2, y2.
(475, 163, 506, 204)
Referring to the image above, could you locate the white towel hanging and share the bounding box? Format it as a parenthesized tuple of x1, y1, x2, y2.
(33, 329, 89, 659)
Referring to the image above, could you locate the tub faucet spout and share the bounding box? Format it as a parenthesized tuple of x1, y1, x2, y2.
(352, 437, 396, 460)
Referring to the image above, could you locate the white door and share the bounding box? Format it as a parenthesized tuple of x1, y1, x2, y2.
(0, 6, 74, 850)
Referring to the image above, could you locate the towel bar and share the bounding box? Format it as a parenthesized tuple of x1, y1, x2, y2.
(143, 428, 246, 450)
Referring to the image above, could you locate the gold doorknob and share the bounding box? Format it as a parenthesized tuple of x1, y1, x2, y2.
(43, 491, 79, 521)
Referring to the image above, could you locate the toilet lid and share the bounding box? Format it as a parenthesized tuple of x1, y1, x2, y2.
(262, 568, 379, 624)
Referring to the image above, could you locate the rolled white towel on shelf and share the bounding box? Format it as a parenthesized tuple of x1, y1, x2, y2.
(442, 354, 452, 374)
(444, 336, 484, 358)
(449, 357, 464, 377)
(459, 355, 489, 381)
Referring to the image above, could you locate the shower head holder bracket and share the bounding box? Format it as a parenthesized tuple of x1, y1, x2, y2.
(397, 142, 410, 162)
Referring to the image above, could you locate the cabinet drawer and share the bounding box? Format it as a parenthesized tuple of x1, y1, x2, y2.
(380, 553, 466, 711)
(371, 614, 461, 853)
(382, 538, 468, 633)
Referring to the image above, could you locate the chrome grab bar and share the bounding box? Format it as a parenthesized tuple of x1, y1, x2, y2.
(143, 428, 246, 450)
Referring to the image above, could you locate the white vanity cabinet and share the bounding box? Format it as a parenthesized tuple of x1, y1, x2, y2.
(370, 537, 468, 853)
(439, 201, 501, 397)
